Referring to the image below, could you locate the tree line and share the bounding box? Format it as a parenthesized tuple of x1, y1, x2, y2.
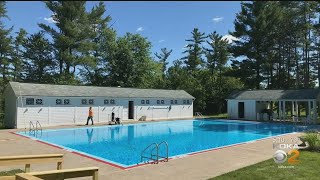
(1, 1, 320, 116)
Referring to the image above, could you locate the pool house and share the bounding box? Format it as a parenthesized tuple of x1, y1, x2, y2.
(226, 89, 320, 123)
(4, 82, 194, 129)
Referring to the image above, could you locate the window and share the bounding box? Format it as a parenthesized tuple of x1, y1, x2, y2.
(36, 99, 43, 105)
(175, 100, 178, 104)
(157, 100, 160, 104)
(89, 99, 94, 105)
(187, 100, 190, 104)
(81, 99, 87, 105)
(141, 100, 145, 104)
(110, 99, 115, 104)
(161, 100, 164, 104)
(104, 99, 109, 104)
(183, 100, 186, 104)
(56, 99, 62, 105)
(146, 100, 150, 104)
(171, 100, 174, 104)
(26, 98, 34, 105)
(64, 99, 70, 105)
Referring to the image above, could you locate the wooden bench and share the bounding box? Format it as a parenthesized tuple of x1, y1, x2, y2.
(0, 154, 63, 180)
(15, 167, 99, 180)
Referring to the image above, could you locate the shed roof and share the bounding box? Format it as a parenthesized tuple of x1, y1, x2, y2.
(8, 82, 195, 99)
(227, 89, 320, 100)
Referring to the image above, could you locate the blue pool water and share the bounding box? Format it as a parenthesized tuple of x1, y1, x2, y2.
(18, 119, 318, 168)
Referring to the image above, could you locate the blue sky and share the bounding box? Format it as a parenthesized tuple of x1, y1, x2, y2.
(4, 1, 241, 67)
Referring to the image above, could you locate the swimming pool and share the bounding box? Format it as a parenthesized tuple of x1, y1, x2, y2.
(17, 119, 317, 168)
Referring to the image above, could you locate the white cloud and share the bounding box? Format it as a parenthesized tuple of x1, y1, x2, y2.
(136, 27, 144, 32)
(212, 16, 223, 23)
(182, 44, 189, 50)
(158, 40, 165, 43)
(44, 17, 57, 24)
(222, 34, 239, 44)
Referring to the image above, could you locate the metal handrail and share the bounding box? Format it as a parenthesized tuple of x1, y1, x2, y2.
(141, 143, 159, 164)
(29, 121, 35, 132)
(141, 141, 169, 164)
(158, 141, 169, 162)
(36, 121, 42, 132)
(195, 112, 205, 119)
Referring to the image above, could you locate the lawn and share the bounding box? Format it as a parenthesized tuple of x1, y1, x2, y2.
(211, 151, 320, 180)
(204, 113, 228, 119)
(0, 169, 24, 176)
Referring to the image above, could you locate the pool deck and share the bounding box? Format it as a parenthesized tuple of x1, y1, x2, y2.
(0, 120, 305, 180)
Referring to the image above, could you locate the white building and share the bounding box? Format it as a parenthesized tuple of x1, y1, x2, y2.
(4, 82, 194, 129)
(226, 89, 319, 122)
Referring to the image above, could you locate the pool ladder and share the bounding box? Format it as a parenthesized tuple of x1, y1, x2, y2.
(29, 121, 42, 137)
(195, 112, 205, 119)
(141, 141, 169, 164)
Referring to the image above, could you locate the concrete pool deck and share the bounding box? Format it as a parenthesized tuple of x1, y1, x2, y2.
(0, 120, 306, 180)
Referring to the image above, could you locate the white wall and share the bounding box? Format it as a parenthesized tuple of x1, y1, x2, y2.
(227, 100, 256, 120)
(15, 96, 194, 128)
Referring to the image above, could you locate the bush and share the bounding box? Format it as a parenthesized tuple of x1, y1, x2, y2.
(301, 132, 320, 151)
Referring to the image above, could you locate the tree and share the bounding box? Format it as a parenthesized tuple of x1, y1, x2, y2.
(155, 48, 172, 76)
(181, 28, 206, 74)
(39, 1, 104, 84)
(79, 2, 115, 86)
(205, 31, 229, 91)
(21, 32, 55, 83)
(108, 33, 162, 88)
(0, 1, 13, 86)
(11, 28, 27, 81)
(154, 47, 172, 87)
(231, 1, 274, 89)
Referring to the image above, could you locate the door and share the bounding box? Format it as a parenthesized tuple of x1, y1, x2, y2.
(238, 102, 245, 119)
(128, 101, 134, 119)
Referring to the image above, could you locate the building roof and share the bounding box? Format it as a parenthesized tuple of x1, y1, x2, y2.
(227, 89, 320, 100)
(8, 82, 195, 99)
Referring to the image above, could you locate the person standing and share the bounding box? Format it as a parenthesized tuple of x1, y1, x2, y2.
(86, 107, 94, 125)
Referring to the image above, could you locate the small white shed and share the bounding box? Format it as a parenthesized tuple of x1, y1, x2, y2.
(226, 89, 320, 122)
(4, 82, 195, 129)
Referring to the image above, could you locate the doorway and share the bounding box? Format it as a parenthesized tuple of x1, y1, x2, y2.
(128, 101, 134, 119)
(238, 102, 245, 118)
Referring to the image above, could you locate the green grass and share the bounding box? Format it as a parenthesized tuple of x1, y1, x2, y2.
(211, 151, 320, 180)
(0, 169, 24, 176)
(204, 113, 228, 119)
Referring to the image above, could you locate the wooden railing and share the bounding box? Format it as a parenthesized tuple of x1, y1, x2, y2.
(15, 167, 99, 180)
(0, 154, 63, 180)
(0, 154, 63, 172)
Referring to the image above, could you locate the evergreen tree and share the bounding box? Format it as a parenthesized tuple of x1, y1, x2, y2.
(155, 47, 172, 87)
(39, 1, 102, 84)
(21, 32, 55, 83)
(11, 28, 27, 81)
(79, 2, 115, 86)
(181, 28, 206, 74)
(0, 1, 13, 86)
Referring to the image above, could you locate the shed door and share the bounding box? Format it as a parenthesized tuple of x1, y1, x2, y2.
(128, 101, 134, 119)
(238, 102, 245, 118)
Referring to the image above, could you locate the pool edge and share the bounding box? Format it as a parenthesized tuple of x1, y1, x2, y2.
(10, 131, 300, 170)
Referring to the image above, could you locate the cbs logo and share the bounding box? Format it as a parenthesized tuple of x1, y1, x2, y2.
(273, 149, 300, 164)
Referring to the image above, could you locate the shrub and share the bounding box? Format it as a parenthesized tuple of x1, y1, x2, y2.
(301, 132, 320, 151)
